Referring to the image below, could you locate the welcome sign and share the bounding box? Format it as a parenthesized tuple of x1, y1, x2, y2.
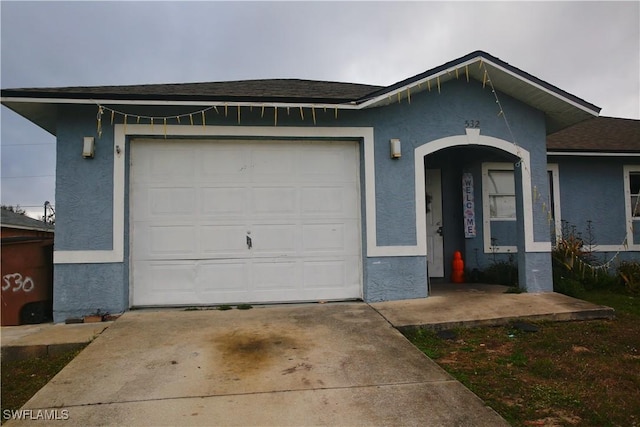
(462, 172, 476, 238)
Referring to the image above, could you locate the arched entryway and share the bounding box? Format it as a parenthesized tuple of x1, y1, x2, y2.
(413, 129, 550, 291)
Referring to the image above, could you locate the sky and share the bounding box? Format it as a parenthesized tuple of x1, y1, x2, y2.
(1, 1, 639, 219)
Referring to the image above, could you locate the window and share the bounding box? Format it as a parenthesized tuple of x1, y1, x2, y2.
(623, 165, 640, 250)
(482, 163, 517, 253)
(630, 172, 640, 218)
(547, 164, 562, 243)
(487, 170, 516, 219)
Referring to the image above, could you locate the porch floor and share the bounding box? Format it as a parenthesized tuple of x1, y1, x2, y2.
(369, 283, 615, 331)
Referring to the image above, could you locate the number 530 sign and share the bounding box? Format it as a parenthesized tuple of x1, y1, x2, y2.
(2, 273, 35, 293)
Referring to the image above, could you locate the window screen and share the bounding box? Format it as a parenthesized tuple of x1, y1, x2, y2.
(488, 170, 516, 219)
(631, 172, 640, 218)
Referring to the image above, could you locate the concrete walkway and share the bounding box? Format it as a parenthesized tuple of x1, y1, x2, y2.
(1, 287, 614, 426)
(371, 283, 615, 331)
(1, 322, 111, 361)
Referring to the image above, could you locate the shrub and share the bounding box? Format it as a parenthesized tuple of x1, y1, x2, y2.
(617, 261, 640, 295)
(552, 220, 617, 294)
(483, 259, 518, 286)
(553, 277, 584, 297)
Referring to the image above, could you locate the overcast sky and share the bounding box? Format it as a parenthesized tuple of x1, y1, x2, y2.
(1, 1, 639, 219)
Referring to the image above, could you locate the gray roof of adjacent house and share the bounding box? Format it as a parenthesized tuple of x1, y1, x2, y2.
(1, 209, 54, 233)
(547, 116, 640, 153)
(1, 50, 601, 135)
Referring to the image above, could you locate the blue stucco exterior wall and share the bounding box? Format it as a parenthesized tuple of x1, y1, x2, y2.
(55, 106, 114, 250)
(548, 155, 640, 267)
(357, 79, 549, 249)
(52, 78, 565, 320)
(54, 264, 127, 321)
(53, 105, 131, 322)
(364, 257, 428, 301)
(551, 156, 633, 244)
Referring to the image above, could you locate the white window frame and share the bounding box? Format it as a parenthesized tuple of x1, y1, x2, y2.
(547, 164, 562, 243)
(623, 165, 640, 250)
(482, 162, 517, 253)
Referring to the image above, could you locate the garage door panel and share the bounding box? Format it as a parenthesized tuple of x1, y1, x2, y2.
(148, 149, 197, 182)
(201, 225, 248, 255)
(131, 139, 361, 306)
(302, 220, 360, 254)
(251, 224, 297, 254)
(252, 187, 297, 216)
(133, 224, 200, 260)
(303, 260, 347, 288)
(147, 263, 196, 292)
(300, 187, 343, 214)
(302, 224, 344, 252)
(149, 188, 196, 216)
(199, 148, 250, 181)
(299, 145, 355, 179)
(252, 261, 299, 290)
(300, 186, 359, 217)
(132, 261, 196, 306)
(197, 261, 249, 292)
(201, 187, 247, 216)
(251, 147, 295, 179)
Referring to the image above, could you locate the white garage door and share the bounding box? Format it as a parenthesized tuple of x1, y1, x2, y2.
(130, 139, 362, 306)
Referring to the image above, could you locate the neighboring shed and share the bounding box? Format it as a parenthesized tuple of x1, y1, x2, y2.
(1, 209, 55, 325)
(1, 208, 54, 238)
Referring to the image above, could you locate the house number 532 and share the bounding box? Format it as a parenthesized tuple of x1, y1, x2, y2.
(465, 120, 480, 128)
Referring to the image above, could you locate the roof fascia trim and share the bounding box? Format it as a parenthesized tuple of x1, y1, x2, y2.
(357, 54, 600, 116)
(357, 56, 482, 108)
(547, 151, 640, 157)
(484, 59, 600, 116)
(1, 96, 361, 110)
(1, 224, 54, 233)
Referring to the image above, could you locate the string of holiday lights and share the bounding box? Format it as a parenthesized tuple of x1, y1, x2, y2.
(479, 63, 638, 273)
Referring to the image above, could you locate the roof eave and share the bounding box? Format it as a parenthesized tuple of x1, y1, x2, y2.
(2, 51, 602, 136)
(1, 95, 361, 136)
(356, 51, 600, 134)
(1, 223, 55, 233)
(548, 150, 640, 156)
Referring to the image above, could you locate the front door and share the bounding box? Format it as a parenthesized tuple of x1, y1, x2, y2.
(426, 169, 444, 277)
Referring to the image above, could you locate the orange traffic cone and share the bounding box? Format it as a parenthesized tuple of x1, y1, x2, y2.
(452, 251, 465, 283)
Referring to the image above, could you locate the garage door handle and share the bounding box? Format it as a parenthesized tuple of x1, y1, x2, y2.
(246, 235, 252, 249)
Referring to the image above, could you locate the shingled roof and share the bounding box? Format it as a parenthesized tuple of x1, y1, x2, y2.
(1, 209, 54, 233)
(547, 116, 640, 153)
(3, 79, 383, 104)
(2, 51, 601, 135)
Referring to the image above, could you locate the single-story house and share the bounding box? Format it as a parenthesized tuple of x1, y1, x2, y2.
(2, 51, 638, 322)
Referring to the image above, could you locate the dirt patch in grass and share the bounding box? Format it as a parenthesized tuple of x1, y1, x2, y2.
(404, 290, 640, 427)
(1, 346, 86, 423)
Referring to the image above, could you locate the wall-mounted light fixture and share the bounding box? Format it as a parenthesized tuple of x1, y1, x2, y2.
(82, 137, 95, 158)
(390, 138, 401, 159)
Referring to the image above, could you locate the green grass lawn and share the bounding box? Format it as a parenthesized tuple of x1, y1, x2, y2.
(1, 346, 86, 424)
(405, 289, 640, 427)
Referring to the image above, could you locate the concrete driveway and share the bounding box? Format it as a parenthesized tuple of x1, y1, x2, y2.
(11, 303, 508, 426)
